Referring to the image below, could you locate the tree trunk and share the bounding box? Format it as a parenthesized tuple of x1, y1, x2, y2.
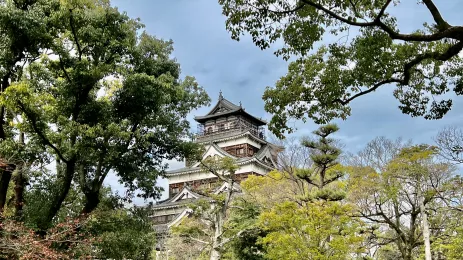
(13, 164, 26, 219)
(419, 187, 432, 260)
(40, 160, 75, 230)
(0, 164, 15, 213)
(81, 191, 100, 215)
(210, 178, 235, 260)
(210, 205, 223, 260)
(14, 132, 26, 219)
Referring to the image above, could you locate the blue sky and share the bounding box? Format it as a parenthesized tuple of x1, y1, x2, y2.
(106, 0, 463, 203)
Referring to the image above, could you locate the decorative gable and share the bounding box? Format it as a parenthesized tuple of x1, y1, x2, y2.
(211, 104, 231, 114)
(170, 187, 201, 202)
(214, 182, 241, 194)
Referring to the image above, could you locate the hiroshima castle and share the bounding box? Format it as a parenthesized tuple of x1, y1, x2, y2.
(151, 92, 282, 246)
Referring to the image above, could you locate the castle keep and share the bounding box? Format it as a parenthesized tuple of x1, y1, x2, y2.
(152, 93, 281, 235)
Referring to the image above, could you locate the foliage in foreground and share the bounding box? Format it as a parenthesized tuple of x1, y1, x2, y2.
(1, 187, 156, 260)
(165, 125, 463, 260)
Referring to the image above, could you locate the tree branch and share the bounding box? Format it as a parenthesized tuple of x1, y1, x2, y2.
(69, 9, 82, 61)
(334, 40, 463, 106)
(402, 41, 463, 84)
(262, 2, 306, 15)
(375, 0, 393, 20)
(187, 236, 210, 245)
(422, 0, 450, 31)
(58, 54, 72, 83)
(334, 78, 401, 105)
(215, 229, 246, 248)
(200, 161, 229, 183)
(300, 0, 463, 42)
(16, 101, 68, 163)
(300, 0, 375, 27)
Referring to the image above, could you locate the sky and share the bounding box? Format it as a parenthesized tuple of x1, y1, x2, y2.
(105, 0, 463, 204)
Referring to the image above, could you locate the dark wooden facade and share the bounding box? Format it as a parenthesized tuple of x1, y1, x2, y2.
(222, 143, 259, 158)
(169, 172, 256, 197)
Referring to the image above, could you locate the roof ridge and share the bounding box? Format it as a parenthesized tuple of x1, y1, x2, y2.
(202, 96, 241, 117)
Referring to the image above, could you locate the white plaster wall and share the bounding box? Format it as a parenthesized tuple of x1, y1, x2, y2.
(169, 162, 269, 184)
(202, 144, 225, 158)
(216, 135, 262, 149)
(152, 207, 184, 216)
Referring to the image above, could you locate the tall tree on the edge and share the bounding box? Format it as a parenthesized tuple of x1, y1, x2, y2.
(0, 0, 59, 215)
(1, 0, 209, 230)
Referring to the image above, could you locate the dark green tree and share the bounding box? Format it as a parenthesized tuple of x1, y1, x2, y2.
(0, 0, 60, 215)
(1, 0, 209, 230)
(296, 124, 346, 201)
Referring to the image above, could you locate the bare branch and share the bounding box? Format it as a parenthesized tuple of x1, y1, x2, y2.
(422, 0, 450, 31)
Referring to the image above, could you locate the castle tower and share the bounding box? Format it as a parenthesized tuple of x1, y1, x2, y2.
(152, 93, 281, 236)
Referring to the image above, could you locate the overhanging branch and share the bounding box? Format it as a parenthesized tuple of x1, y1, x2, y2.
(334, 41, 463, 106)
(17, 101, 68, 163)
(422, 0, 450, 31)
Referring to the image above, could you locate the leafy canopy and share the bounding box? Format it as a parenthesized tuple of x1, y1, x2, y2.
(219, 0, 463, 137)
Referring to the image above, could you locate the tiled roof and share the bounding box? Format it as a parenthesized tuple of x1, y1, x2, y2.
(194, 96, 266, 125)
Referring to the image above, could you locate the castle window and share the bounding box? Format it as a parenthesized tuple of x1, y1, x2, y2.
(172, 187, 179, 194)
(206, 127, 213, 134)
(219, 124, 225, 131)
(237, 148, 244, 155)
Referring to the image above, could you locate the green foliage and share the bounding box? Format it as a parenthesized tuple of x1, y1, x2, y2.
(297, 124, 346, 201)
(223, 198, 266, 260)
(239, 128, 365, 260)
(258, 200, 364, 260)
(0, 0, 209, 229)
(78, 206, 156, 259)
(219, 0, 463, 137)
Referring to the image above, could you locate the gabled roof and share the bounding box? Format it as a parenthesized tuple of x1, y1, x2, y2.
(254, 144, 278, 168)
(205, 143, 237, 159)
(169, 186, 203, 202)
(152, 186, 204, 209)
(191, 143, 236, 167)
(213, 182, 242, 195)
(194, 93, 267, 126)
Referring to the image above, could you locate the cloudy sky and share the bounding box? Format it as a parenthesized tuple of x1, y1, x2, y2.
(106, 0, 463, 203)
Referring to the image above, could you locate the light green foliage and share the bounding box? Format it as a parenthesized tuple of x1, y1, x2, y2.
(219, 0, 463, 137)
(242, 171, 365, 260)
(238, 125, 366, 260)
(259, 201, 363, 260)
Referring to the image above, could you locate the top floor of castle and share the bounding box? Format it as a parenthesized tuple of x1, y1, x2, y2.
(194, 92, 267, 143)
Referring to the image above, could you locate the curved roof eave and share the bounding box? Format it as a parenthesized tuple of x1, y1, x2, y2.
(197, 130, 268, 145)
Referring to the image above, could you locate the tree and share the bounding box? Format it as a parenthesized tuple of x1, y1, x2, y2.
(219, 0, 463, 137)
(435, 126, 463, 164)
(346, 136, 411, 171)
(348, 144, 462, 260)
(78, 205, 156, 259)
(0, 0, 59, 216)
(241, 125, 365, 260)
(0, 0, 209, 230)
(169, 156, 243, 260)
(1, 185, 157, 260)
(296, 124, 346, 201)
